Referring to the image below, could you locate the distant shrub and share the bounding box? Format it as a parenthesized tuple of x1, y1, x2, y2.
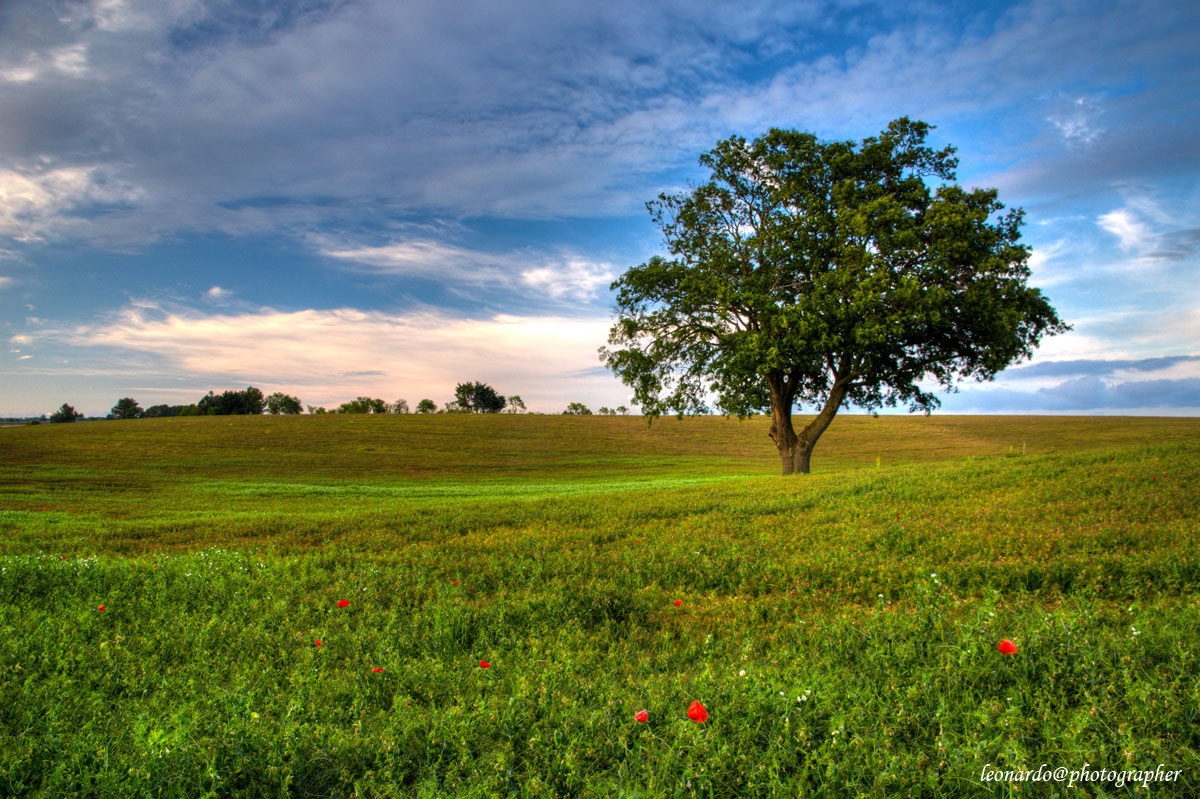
(49, 403, 83, 423)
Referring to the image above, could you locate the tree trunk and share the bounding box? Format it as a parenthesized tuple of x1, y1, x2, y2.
(768, 380, 848, 476)
(773, 417, 815, 474)
(769, 392, 815, 475)
(776, 434, 814, 475)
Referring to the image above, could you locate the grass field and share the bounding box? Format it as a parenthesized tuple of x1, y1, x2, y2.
(2, 414, 1198, 797)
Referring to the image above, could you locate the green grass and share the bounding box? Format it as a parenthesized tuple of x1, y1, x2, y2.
(1, 414, 1198, 797)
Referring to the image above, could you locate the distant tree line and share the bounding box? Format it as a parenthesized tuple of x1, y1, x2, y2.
(38, 382, 632, 422)
(561, 403, 629, 415)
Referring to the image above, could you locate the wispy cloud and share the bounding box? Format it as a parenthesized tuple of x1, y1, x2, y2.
(3, 0, 1191, 245)
(944, 376, 1200, 413)
(29, 301, 628, 410)
(1098, 208, 1154, 251)
(1026, 238, 1073, 287)
(520, 258, 613, 300)
(1, 43, 90, 83)
(321, 238, 614, 301)
(0, 165, 142, 242)
(321, 240, 508, 284)
(1091, 196, 1199, 276)
(1046, 96, 1103, 147)
(1003, 355, 1200, 380)
(2, 0, 1199, 417)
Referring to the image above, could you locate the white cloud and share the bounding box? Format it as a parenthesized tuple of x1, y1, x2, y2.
(521, 258, 613, 300)
(1098, 208, 1153, 252)
(205, 285, 231, 299)
(50, 44, 89, 76)
(1, 43, 90, 83)
(1018, 301, 1200, 366)
(0, 276, 13, 290)
(0, 165, 142, 241)
(89, 0, 155, 32)
(322, 238, 616, 301)
(1026, 238, 1071, 287)
(1047, 96, 1103, 147)
(37, 302, 628, 411)
(0, 65, 37, 83)
(322, 240, 508, 285)
(1, 0, 1193, 245)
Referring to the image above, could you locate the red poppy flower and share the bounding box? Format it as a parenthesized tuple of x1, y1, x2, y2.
(372, 667, 385, 672)
(337, 599, 350, 608)
(60, 556, 67, 560)
(687, 700, 708, 723)
(635, 709, 648, 722)
(314, 639, 322, 647)
(480, 660, 491, 668)
(97, 605, 105, 612)
(674, 599, 682, 606)
(997, 639, 1018, 655)
(452, 581, 459, 586)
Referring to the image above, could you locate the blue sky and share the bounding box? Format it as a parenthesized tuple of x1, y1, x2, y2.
(1, 0, 1198, 416)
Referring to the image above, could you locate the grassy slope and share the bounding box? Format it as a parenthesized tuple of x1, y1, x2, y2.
(1, 415, 1198, 797)
(3, 414, 1196, 555)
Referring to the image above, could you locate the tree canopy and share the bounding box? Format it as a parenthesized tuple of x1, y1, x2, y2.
(336, 396, 388, 414)
(266, 392, 303, 414)
(49, 403, 83, 423)
(197, 387, 266, 416)
(453, 382, 506, 413)
(109, 397, 142, 419)
(602, 118, 1067, 474)
(143, 404, 192, 418)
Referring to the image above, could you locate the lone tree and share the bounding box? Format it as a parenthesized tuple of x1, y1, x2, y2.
(266, 392, 303, 414)
(453, 381, 506, 413)
(602, 118, 1067, 475)
(50, 403, 83, 423)
(415, 399, 437, 414)
(109, 397, 142, 419)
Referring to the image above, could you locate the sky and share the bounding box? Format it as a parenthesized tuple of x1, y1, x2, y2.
(1, 0, 1198, 417)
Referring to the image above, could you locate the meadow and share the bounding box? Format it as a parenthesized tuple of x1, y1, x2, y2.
(1, 414, 1198, 797)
